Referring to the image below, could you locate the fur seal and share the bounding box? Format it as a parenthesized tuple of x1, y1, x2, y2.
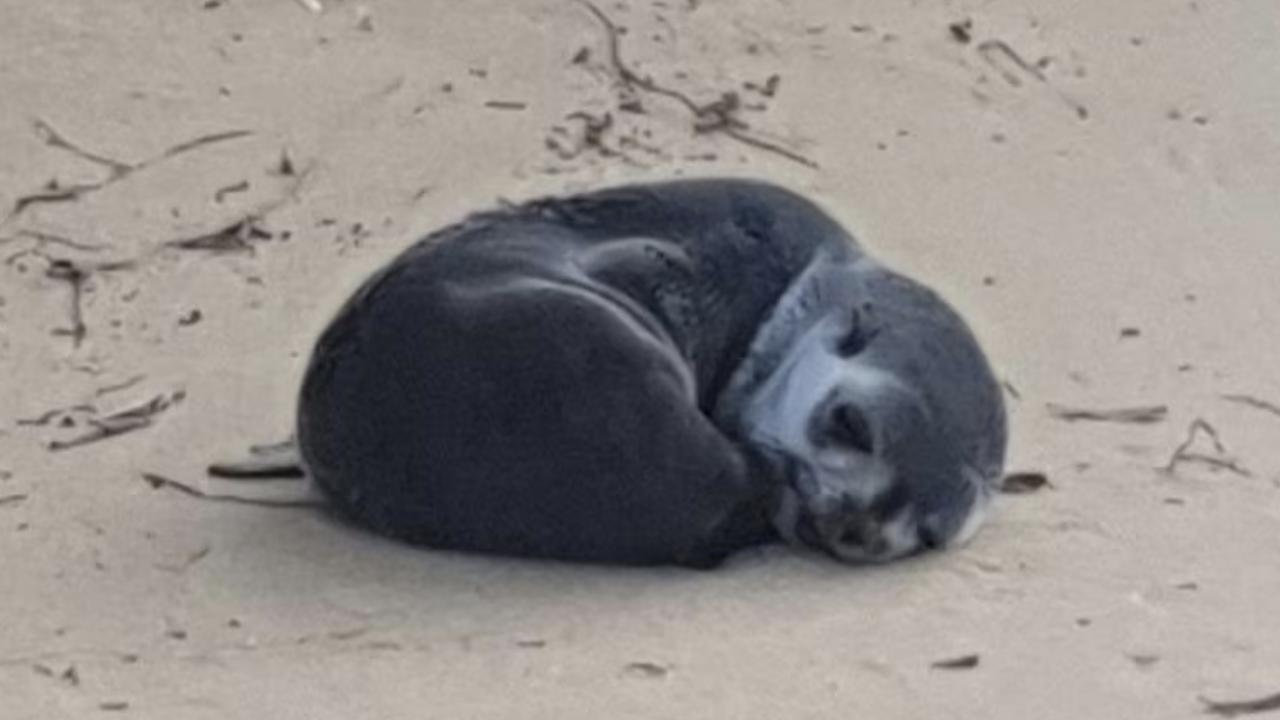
(215, 179, 1007, 567)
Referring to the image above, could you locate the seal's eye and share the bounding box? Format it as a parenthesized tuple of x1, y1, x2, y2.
(828, 403, 875, 454)
(835, 308, 877, 357)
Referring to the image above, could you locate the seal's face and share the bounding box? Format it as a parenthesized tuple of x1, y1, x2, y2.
(739, 268, 1005, 563)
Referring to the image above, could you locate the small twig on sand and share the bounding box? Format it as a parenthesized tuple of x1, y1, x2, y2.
(95, 375, 146, 397)
(48, 391, 185, 452)
(1047, 403, 1167, 424)
(6, 120, 252, 223)
(16, 404, 96, 427)
(166, 218, 271, 253)
(33, 119, 132, 174)
(622, 661, 670, 678)
(1000, 472, 1050, 494)
(45, 260, 88, 347)
(143, 473, 322, 509)
(165, 161, 312, 253)
(7, 185, 99, 226)
(1162, 418, 1251, 478)
(1221, 393, 1280, 420)
(566, 110, 619, 152)
(159, 130, 253, 160)
(4, 248, 137, 350)
(154, 545, 212, 574)
(1166, 418, 1227, 463)
(721, 127, 819, 168)
(12, 229, 107, 253)
(931, 654, 980, 670)
(975, 39, 1089, 120)
(549, 111, 649, 165)
(576, 0, 817, 168)
(0, 494, 28, 507)
(1200, 690, 1280, 718)
(213, 180, 250, 204)
(4, 244, 135, 274)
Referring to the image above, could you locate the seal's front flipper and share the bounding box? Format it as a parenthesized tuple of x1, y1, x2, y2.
(208, 439, 306, 479)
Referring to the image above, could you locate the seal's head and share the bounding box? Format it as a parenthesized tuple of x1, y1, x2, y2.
(723, 257, 1007, 563)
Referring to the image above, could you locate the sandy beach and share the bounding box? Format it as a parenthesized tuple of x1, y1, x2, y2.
(2, 1, 1279, 717)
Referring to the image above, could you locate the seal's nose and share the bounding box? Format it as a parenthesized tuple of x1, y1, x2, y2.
(917, 522, 943, 550)
(824, 402, 875, 454)
(835, 514, 888, 557)
(811, 505, 889, 559)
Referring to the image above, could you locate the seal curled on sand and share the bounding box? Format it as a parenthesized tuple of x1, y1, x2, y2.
(218, 179, 1007, 568)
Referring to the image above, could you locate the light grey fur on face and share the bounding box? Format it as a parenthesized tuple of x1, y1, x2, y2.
(718, 252, 999, 564)
(742, 318, 903, 507)
(739, 315, 925, 562)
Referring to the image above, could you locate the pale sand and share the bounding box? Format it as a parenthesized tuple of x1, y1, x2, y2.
(2, 1, 1279, 718)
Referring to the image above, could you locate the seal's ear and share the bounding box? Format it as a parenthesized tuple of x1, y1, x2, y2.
(207, 439, 305, 479)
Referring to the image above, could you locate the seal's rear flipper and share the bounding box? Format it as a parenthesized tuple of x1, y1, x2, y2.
(208, 439, 306, 479)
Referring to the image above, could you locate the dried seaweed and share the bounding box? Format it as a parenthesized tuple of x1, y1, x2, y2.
(576, 0, 817, 168)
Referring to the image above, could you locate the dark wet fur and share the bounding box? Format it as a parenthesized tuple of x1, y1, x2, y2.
(296, 178, 999, 566)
